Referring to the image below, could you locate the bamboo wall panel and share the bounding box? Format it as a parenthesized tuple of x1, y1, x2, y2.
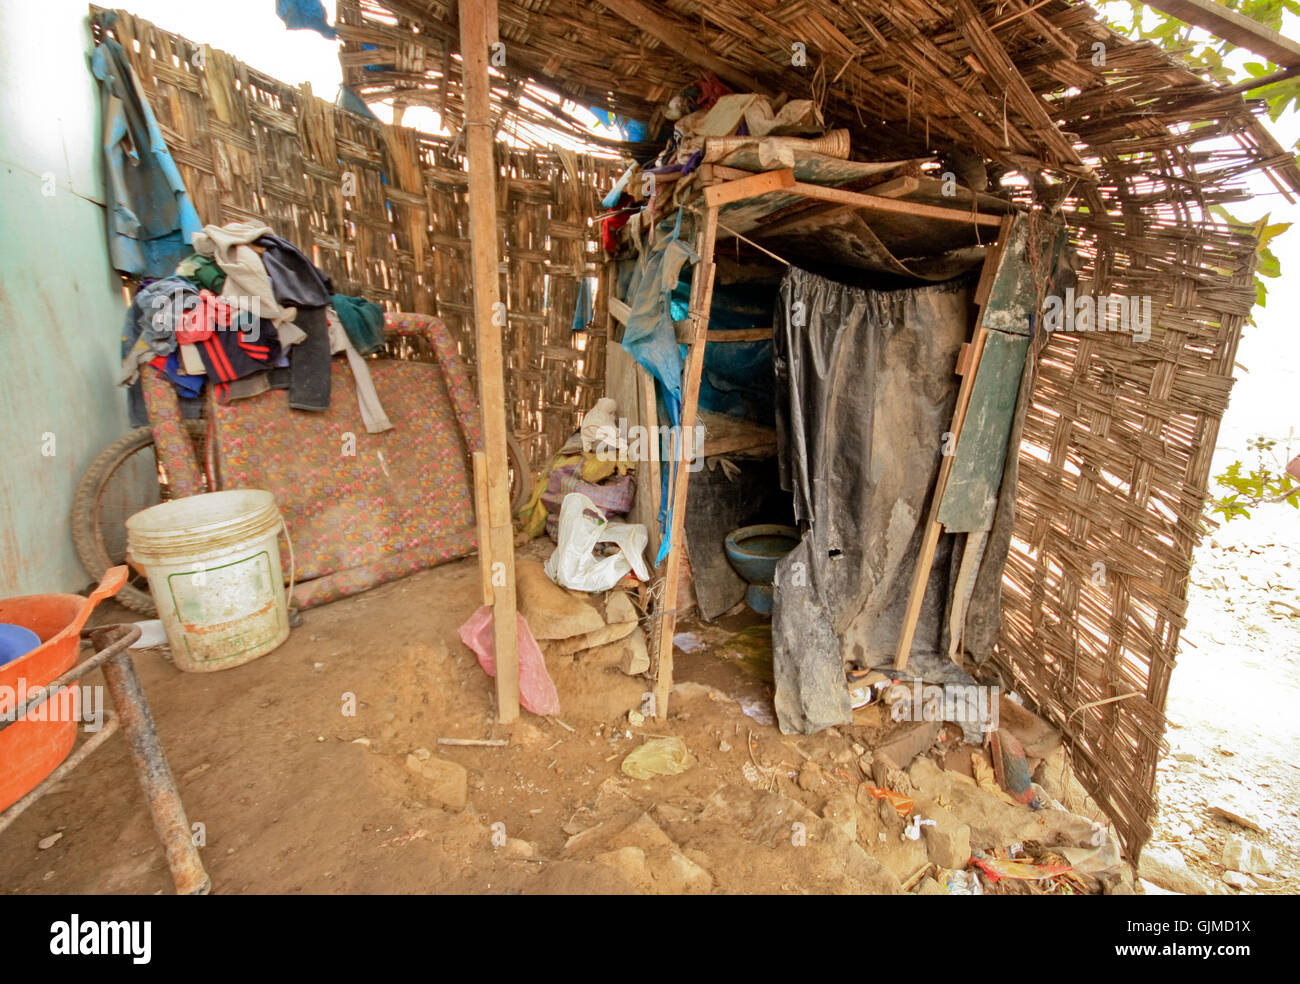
(92, 9, 616, 468)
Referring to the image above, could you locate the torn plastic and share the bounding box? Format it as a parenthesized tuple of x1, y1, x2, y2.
(457, 605, 560, 717)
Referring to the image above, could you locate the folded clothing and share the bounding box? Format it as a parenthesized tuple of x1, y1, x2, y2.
(330, 293, 386, 355)
(149, 352, 204, 400)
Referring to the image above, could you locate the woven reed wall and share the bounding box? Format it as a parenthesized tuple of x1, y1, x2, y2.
(994, 215, 1259, 854)
(91, 9, 618, 468)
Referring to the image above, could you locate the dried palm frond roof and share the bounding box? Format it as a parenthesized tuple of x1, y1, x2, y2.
(337, 0, 1300, 204)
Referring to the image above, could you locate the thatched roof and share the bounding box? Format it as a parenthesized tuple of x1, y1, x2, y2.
(338, 0, 1300, 201)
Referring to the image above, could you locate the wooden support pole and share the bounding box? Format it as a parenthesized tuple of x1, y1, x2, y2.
(459, 0, 519, 723)
(653, 204, 720, 719)
(893, 216, 1013, 671)
(1145, 0, 1300, 68)
(472, 451, 494, 607)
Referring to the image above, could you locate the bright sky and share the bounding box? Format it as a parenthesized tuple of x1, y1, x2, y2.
(126, 0, 1300, 466)
(122, 0, 345, 95)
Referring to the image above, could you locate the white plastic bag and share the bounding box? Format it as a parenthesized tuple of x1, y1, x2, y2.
(545, 492, 650, 592)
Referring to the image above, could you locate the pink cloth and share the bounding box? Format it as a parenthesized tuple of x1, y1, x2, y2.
(457, 605, 560, 716)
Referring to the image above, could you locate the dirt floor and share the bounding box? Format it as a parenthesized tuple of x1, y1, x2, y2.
(11, 514, 1287, 895)
(0, 548, 943, 894)
(1143, 503, 1300, 895)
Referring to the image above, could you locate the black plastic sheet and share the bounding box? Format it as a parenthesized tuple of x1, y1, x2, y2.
(771, 267, 974, 734)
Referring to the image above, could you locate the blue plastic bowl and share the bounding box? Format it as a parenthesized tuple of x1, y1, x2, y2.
(0, 622, 41, 668)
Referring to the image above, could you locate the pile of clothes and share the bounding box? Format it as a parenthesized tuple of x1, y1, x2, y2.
(519, 398, 637, 540)
(596, 76, 827, 252)
(119, 220, 392, 433)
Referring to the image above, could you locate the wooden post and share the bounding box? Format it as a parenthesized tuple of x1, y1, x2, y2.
(653, 204, 719, 718)
(459, 0, 519, 723)
(472, 451, 494, 607)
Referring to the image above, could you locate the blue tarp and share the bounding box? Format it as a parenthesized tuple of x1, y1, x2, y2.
(276, 0, 337, 39)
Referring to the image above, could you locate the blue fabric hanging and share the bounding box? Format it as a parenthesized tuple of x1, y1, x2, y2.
(91, 39, 203, 278)
(571, 277, 594, 333)
(618, 211, 696, 429)
(276, 0, 337, 39)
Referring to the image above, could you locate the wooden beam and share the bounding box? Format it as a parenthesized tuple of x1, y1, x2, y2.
(608, 295, 632, 327)
(697, 164, 758, 184)
(459, 0, 519, 723)
(706, 328, 771, 342)
(1145, 0, 1300, 67)
(653, 204, 720, 719)
(703, 168, 795, 208)
(789, 181, 1005, 228)
(867, 175, 922, 199)
(591, 0, 773, 95)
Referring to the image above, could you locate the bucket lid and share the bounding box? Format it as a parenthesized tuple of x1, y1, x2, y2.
(127, 489, 282, 563)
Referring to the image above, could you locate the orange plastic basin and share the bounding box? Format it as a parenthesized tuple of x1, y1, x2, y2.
(0, 568, 125, 812)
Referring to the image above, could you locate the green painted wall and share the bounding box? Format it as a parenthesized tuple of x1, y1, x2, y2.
(0, 1, 131, 596)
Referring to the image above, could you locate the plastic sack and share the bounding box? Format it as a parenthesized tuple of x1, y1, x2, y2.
(457, 605, 560, 716)
(545, 492, 650, 592)
(621, 737, 691, 779)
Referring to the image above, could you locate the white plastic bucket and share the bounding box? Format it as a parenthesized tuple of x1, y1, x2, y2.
(126, 490, 292, 673)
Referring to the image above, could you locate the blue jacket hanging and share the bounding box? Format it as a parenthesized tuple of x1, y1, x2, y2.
(91, 37, 203, 277)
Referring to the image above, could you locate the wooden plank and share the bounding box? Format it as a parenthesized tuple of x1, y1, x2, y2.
(935, 330, 1030, 533)
(699, 164, 751, 183)
(893, 215, 1014, 672)
(789, 181, 1005, 228)
(459, 0, 519, 723)
(947, 531, 988, 667)
(590, 0, 774, 94)
(608, 295, 631, 327)
(638, 362, 664, 561)
(653, 204, 719, 719)
(892, 326, 989, 671)
(703, 168, 795, 208)
(711, 151, 922, 186)
(955, 341, 973, 376)
(706, 328, 770, 342)
(1146, 0, 1300, 67)
(472, 451, 493, 607)
(868, 175, 921, 198)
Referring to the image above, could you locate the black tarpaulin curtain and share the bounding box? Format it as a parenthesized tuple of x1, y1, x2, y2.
(771, 266, 975, 734)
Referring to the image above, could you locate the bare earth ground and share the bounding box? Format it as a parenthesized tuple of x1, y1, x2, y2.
(1146, 503, 1300, 894)
(0, 550, 916, 894)
(2, 511, 1294, 895)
